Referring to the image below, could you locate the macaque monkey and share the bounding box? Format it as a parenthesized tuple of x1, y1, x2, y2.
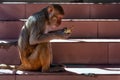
(17, 4, 72, 72)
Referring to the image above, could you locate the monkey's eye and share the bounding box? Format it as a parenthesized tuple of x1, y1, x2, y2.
(54, 15, 63, 20)
(57, 15, 64, 20)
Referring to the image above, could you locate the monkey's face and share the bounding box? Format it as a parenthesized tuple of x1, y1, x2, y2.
(48, 10, 64, 29)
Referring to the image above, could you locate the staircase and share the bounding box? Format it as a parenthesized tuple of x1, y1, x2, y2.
(0, 2, 120, 80)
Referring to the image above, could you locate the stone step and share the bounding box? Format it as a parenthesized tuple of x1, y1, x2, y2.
(15, 69, 120, 80)
(1, 65, 120, 80)
(51, 39, 120, 64)
(0, 0, 120, 3)
(1, 39, 120, 65)
(0, 0, 74, 2)
(0, 3, 120, 20)
(0, 20, 120, 39)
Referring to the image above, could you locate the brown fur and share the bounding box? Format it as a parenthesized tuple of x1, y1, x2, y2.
(17, 4, 70, 72)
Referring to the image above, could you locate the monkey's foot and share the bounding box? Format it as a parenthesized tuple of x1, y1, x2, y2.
(17, 65, 32, 71)
(49, 64, 66, 72)
(50, 64, 66, 68)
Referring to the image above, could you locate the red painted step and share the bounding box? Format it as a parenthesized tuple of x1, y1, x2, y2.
(90, 4, 120, 19)
(0, 20, 120, 39)
(50, 39, 120, 64)
(0, 75, 15, 80)
(0, 21, 24, 39)
(2, 65, 120, 80)
(1, 39, 120, 65)
(15, 66, 120, 80)
(0, 3, 120, 20)
(0, 4, 25, 20)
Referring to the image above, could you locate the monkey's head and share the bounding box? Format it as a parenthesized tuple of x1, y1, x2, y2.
(47, 4, 64, 29)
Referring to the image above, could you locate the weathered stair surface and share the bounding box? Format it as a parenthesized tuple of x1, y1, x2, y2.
(0, 21, 23, 39)
(2, 39, 120, 65)
(2, 67, 120, 80)
(51, 39, 120, 64)
(0, 3, 120, 20)
(0, 20, 120, 65)
(15, 72, 120, 80)
(0, 0, 76, 2)
(0, 2, 120, 80)
(0, 0, 120, 3)
(0, 20, 120, 39)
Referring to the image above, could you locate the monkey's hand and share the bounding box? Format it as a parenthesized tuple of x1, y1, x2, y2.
(48, 27, 72, 39)
(49, 27, 72, 34)
(48, 28, 65, 34)
(62, 27, 72, 39)
(64, 27, 72, 34)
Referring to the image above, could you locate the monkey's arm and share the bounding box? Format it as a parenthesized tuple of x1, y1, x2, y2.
(29, 27, 70, 45)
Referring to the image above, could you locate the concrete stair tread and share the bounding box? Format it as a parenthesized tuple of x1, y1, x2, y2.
(1, 39, 120, 65)
(16, 64, 120, 75)
(0, 70, 120, 80)
(1, 2, 120, 4)
(15, 64, 120, 75)
(0, 3, 120, 20)
(15, 68, 120, 75)
(1, 19, 120, 21)
(65, 67, 120, 75)
(62, 19, 120, 21)
(19, 19, 120, 22)
(1, 39, 120, 43)
(1, 64, 120, 75)
(0, 69, 15, 74)
(51, 39, 120, 43)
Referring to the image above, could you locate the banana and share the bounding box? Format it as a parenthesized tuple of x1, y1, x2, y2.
(64, 28, 72, 34)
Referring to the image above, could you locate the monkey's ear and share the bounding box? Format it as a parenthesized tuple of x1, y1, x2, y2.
(47, 5, 54, 13)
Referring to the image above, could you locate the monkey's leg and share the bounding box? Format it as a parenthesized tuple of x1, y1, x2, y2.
(18, 43, 51, 71)
(18, 50, 33, 71)
(39, 43, 66, 72)
(18, 47, 41, 71)
(38, 43, 52, 72)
